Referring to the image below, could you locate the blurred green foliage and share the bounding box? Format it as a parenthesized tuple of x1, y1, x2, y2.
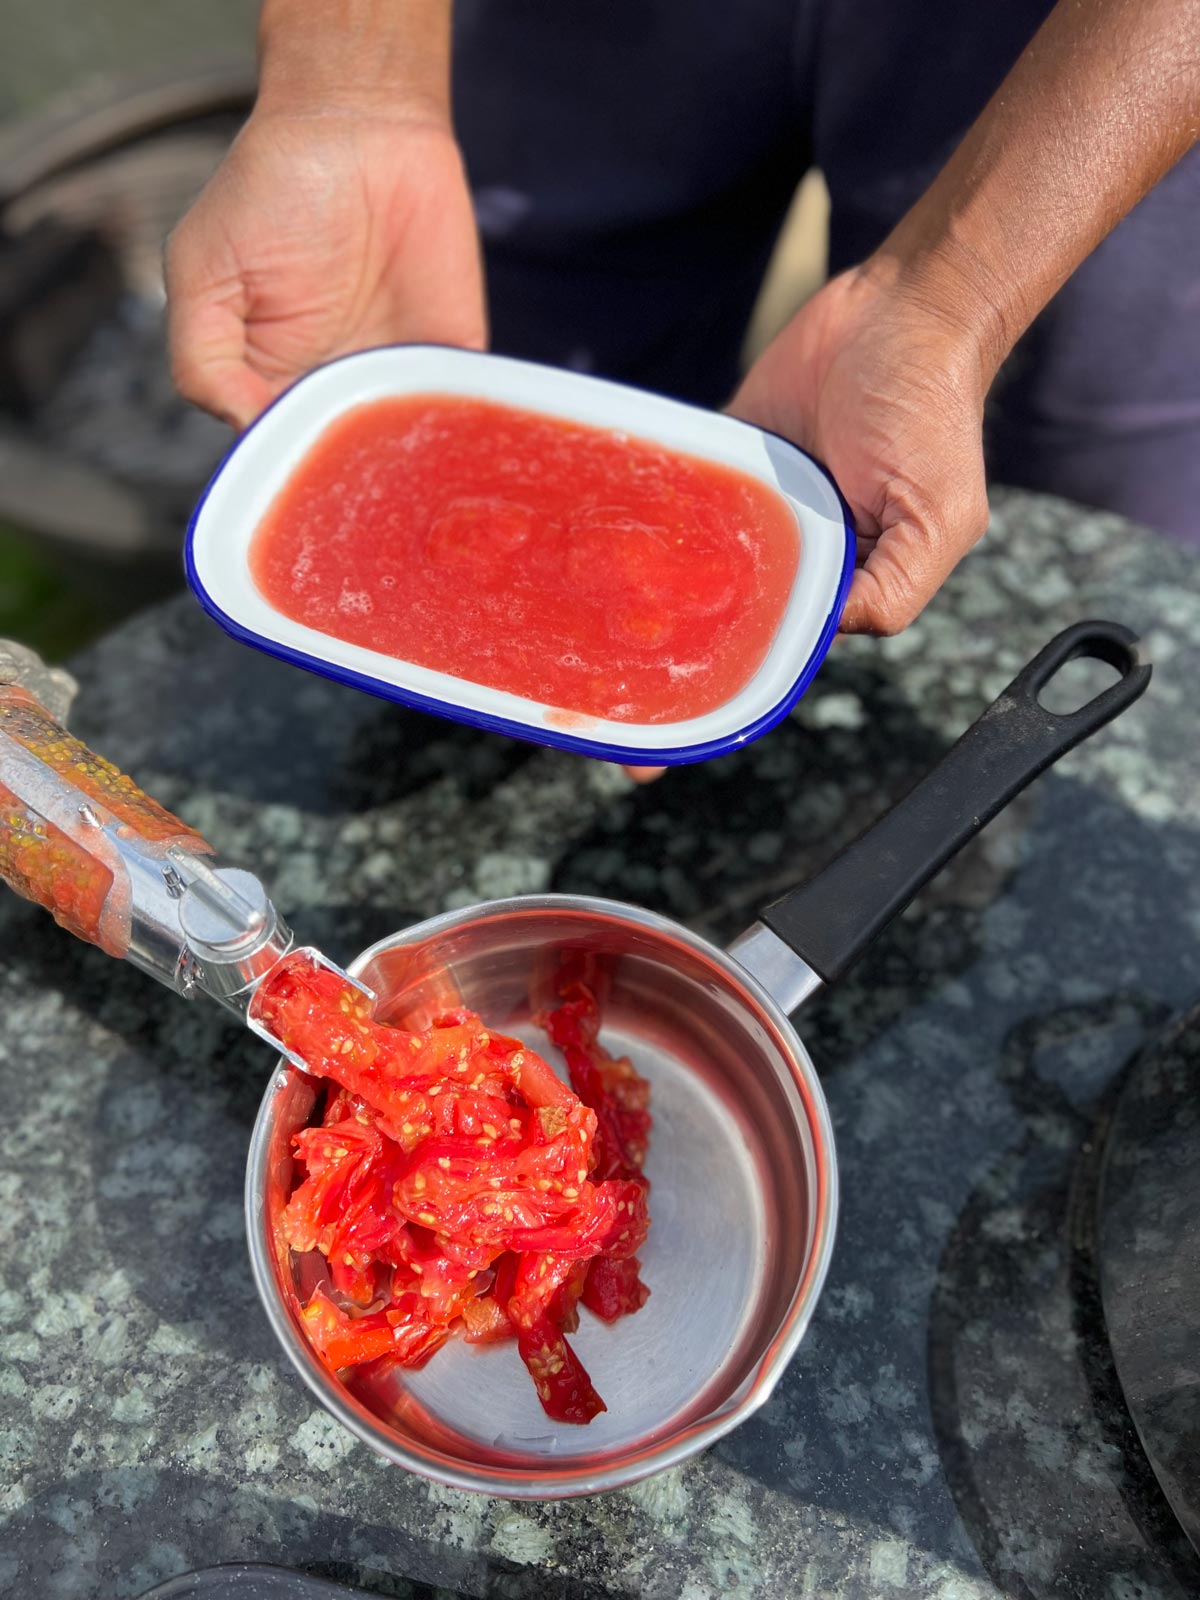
(0, 522, 110, 661)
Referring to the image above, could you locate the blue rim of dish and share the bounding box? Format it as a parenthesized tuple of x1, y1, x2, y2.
(183, 345, 857, 767)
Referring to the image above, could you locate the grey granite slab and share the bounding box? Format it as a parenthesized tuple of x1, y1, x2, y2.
(2, 488, 1200, 1599)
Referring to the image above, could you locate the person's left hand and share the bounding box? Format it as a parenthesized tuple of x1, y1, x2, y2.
(731, 258, 993, 635)
(618, 254, 994, 782)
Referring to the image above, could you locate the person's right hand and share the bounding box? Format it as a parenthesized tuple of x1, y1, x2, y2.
(166, 106, 485, 429)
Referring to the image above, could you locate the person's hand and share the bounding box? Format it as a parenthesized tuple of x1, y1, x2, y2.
(618, 258, 993, 780)
(732, 259, 994, 635)
(166, 105, 485, 429)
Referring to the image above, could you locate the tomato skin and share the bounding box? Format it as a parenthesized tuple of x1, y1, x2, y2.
(329, 1253, 385, 1308)
(501, 1178, 649, 1260)
(504, 1039, 579, 1112)
(461, 1293, 514, 1344)
(582, 1255, 650, 1322)
(514, 1317, 606, 1425)
(300, 1287, 401, 1370)
(383, 1291, 457, 1366)
(562, 1045, 640, 1183)
(282, 1117, 404, 1276)
(254, 961, 563, 1140)
(509, 1253, 589, 1335)
(387, 1110, 598, 1249)
(544, 991, 652, 1180)
(542, 978, 654, 1360)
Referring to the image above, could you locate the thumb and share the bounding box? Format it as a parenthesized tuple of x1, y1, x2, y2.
(165, 235, 276, 429)
(840, 488, 989, 636)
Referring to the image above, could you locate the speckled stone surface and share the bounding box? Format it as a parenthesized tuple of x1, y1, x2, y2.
(3, 488, 1200, 1599)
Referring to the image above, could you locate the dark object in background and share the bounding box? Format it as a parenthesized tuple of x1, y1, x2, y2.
(0, 62, 253, 612)
(0, 216, 121, 416)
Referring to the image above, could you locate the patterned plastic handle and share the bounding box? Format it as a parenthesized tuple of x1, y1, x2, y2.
(0, 684, 210, 956)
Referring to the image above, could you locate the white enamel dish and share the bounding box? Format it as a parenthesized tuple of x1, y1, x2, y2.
(185, 346, 856, 766)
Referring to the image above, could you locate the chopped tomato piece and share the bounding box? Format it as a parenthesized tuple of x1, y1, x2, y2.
(300, 1287, 399, 1370)
(544, 989, 652, 1179)
(508, 1252, 589, 1337)
(583, 1255, 651, 1322)
(461, 1292, 515, 1344)
(515, 1317, 606, 1425)
(502, 1178, 649, 1260)
(543, 968, 654, 1332)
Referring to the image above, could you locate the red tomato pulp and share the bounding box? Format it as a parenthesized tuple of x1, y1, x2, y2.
(250, 395, 800, 724)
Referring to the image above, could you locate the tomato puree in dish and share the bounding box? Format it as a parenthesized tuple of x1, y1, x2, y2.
(249, 394, 801, 724)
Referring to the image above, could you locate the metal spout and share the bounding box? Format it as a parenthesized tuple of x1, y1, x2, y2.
(168, 849, 295, 1013)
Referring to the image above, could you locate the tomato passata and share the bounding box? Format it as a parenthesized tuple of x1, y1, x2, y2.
(249, 394, 799, 725)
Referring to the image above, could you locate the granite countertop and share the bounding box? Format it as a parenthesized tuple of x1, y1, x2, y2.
(3, 487, 1200, 1600)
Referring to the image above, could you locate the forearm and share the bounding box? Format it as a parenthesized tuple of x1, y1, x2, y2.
(258, 0, 454, 119)
(877, 0, 1200, 379)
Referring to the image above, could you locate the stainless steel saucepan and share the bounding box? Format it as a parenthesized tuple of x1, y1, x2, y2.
(0, 622, 1150, 1498)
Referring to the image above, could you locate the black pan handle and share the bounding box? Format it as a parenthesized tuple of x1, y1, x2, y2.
(760, 620, 1151, 985)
